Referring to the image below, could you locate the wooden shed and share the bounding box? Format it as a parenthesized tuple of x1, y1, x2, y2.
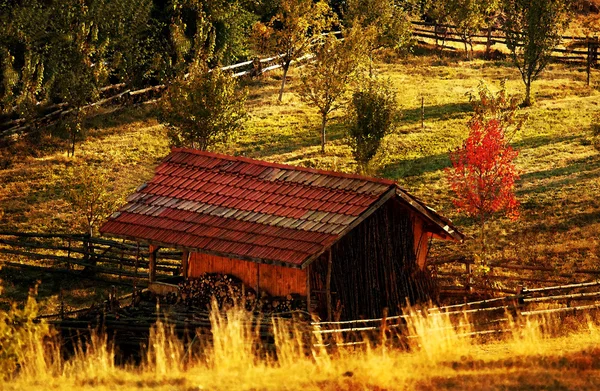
(100, 148, 463, 320)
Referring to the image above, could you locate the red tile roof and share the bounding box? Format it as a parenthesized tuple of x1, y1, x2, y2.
(100, 148, 461, 268)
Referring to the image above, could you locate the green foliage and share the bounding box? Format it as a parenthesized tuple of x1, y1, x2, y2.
(467, 80, 526, 138)
(0, 289, 53, 380)
(297, 28, 368, 153)
(252, 0, 335, 101)
(160, 64, 248, 151)
(346, 79, 398, 174)
(344, 0, 414, 56)
(64, 164, 121, 236)
(502, 0, 569, 106)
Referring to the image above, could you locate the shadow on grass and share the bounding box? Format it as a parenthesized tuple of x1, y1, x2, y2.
(381, 152, 451, 179)
(0, 264, 129, 311)
(239, 120, 348, 159)
(518, 155, 600, 197)
(512, 134, 580, 151)
(401, 102, 473, 125)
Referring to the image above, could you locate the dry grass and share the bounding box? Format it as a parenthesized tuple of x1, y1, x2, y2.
(4, 300, 600, 390)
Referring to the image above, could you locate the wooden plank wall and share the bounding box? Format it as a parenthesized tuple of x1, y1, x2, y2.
(188, 252, 307, 296)
(411, 214, 432, 270)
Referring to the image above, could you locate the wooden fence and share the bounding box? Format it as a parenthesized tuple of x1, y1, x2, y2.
(428, 255, 600, 298)
(309, 279, 600, 348)
(45, 277, 600, 353)
(411, 21, 599, 74)
(0, 231, 183, 285)
(0, 32, 342, 140)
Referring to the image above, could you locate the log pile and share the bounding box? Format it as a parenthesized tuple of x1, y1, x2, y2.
(171, 273, 306, 314)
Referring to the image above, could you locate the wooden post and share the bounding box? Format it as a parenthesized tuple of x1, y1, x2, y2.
(421, 96, 425, 129)
(485, 26, 492, 60)
(256, 263, 260, 297)
(466, 261, 473, 293)
(133, 242, 140, 288)
(380, 307, 388, 345)
(587, 40, 592, 86)
(326, 250, 333, 321)
(149, 245, 159, 282)
(306, 263, 311, 314)
(181, 250, 189, 279)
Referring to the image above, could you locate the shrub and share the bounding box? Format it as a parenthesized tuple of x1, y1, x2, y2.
(346, 80, 397, 174)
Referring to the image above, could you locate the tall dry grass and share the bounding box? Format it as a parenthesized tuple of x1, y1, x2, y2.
(3, 300, 600, 390)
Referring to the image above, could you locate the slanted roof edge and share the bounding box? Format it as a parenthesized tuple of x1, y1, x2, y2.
(394, 186, 464, 242)
(99, 232, 306, 269)
(170, 147, 395, 186)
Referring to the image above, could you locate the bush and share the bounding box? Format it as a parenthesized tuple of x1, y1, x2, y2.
(345, 80, 397, 174)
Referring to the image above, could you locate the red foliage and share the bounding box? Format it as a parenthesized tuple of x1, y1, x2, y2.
(446, 118, 520, 222)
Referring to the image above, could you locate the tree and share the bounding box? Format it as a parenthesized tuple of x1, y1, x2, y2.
(251, 0, 334, 101)
(343, 0, 413, 74)
(346, 79, 397, 174)
(448, 0, 499, 60)
(160, 63, 247, 150)
(446, 84, 521, 263)
(65, 165, 120, 237)
(502, 0, 569, 106)
(297, 29, 367, 153)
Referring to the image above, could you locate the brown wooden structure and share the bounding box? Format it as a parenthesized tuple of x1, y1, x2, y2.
(100, 149, 463, 320)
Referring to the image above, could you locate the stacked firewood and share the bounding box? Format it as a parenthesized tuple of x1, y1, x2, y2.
(171, 273, 306, 313)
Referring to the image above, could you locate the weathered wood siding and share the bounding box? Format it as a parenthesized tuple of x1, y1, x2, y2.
(310, 198, 435, 320)
(188, 252, 307, 296)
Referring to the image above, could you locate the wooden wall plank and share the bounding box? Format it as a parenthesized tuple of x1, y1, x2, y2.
(188, 252, 307, 296)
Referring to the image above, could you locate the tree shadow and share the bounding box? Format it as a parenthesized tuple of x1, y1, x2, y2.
(512, 134, 580, 151)
(238, 120, 348, 159)
(518, 154, 600, 198)
(401, 102, 473, 125)
(381, 152, 451, 179)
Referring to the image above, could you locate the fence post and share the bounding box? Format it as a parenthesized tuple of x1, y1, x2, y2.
(421, 96, 425, 129)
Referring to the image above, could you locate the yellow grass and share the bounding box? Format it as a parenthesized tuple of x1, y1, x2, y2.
(4, 300, 600, 390)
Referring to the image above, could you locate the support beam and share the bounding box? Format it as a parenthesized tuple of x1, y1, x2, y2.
(306, 263, 311, 314)
(256, 263, 260, 296)
(148, 245, 160, 282)
(326, 249, 332, 321)
(181, 250, 189, 279)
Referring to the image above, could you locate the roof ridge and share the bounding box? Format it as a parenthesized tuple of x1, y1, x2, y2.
(170, 147, 396, 186)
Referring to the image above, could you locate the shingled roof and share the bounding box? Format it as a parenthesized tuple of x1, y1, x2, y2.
(100, 148, 462, 268)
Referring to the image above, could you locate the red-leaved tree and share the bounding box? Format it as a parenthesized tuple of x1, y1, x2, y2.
(446, 117, 520, 262)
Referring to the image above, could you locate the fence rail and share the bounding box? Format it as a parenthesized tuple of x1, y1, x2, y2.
(0, 231, 181, 284)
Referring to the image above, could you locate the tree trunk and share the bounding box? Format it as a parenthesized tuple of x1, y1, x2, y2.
(278, 64, 289, 102)
(485, 26, 492, 60)
(320, 114, 327, 154)
(523, 80, 532, 107)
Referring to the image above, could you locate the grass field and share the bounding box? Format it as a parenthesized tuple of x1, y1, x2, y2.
(4, 300, 600, 390)
(0, 51, 599, 311)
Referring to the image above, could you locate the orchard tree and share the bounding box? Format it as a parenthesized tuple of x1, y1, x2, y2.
(297, 29, 368, 153)
(448, 0, 499, 60)
(160, 63, 247, 150)
(251, 0, 334, 101)
(346, 79, 397, 174)
(502, 0, 569, 106)
(343, 0, 413, 74)
(65, 165, 121, 237)
(446, 83, 522, 262)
